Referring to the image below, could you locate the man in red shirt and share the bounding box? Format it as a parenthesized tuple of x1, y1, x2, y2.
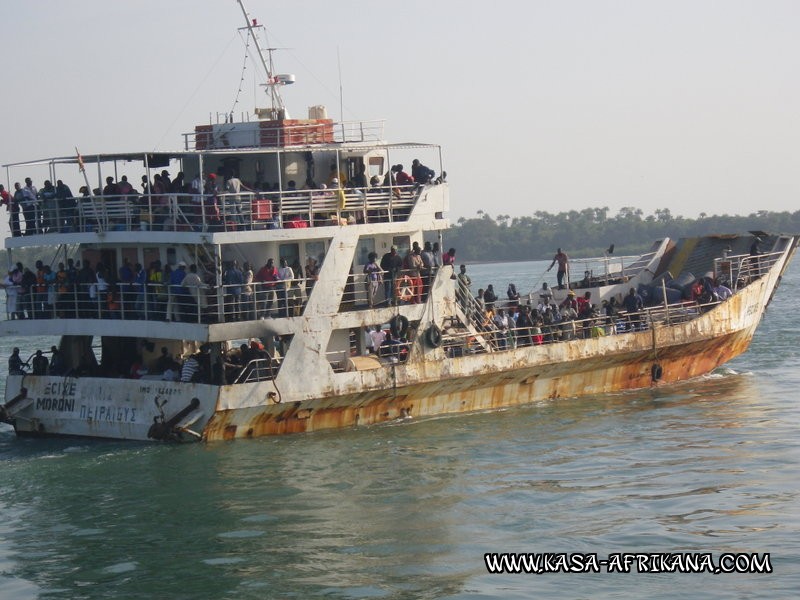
(254, 258, 278, 317)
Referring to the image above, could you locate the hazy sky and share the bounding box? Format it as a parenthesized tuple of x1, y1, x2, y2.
(2, 0, 799, 237)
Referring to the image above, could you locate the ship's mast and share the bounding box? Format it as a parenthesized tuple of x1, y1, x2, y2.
(235, 0, 292, 116)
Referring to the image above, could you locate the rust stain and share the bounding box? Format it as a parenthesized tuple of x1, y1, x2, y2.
(202, 326, 755, 441)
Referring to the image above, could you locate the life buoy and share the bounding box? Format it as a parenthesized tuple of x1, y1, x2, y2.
(425, 324, 442, 348)
(390, 314, 409, 339)
(395, 275, 414, 303)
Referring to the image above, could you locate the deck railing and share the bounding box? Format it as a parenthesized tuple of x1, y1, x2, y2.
(7, 186, 421, 237)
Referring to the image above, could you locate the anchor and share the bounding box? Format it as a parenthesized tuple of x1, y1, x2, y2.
(147, 397, 202, 441)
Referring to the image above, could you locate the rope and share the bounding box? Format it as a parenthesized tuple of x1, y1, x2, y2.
(230, 29, 252, 118)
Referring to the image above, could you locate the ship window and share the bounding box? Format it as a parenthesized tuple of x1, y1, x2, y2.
(368, 156, 384, 179)
(143, 248, 161, 269)
(279, 243, 300, 267)
(357, 238, 375, 265)
(392, 236, 410, 258)
(305, 241, 326, 265)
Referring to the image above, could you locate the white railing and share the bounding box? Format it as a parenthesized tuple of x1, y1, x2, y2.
(8, 187, 421, 236)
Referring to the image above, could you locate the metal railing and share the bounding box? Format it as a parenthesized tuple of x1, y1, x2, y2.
(2, 279, 313, 323)
(183, 119, 386, 150)
(7, 186, 421, 237)
(714, 250, 784, 291)
(440, 299, 708, 355)
(569, 250, 659, 288)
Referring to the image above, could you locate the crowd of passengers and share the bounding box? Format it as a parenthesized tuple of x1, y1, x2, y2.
(455, 267, 734, 350)
(0, 159, 442, 235)
(8, 337, 290, 386)
(0, 254, 322, 322)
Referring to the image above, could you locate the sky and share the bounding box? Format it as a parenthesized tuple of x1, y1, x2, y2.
(1, 0, 799, 239)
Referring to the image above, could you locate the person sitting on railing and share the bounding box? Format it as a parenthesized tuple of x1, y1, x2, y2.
(395, 164, 414, 188)
(411, 159, 435, 185)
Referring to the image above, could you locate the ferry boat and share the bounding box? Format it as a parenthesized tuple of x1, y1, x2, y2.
(1, 5, 797, 442)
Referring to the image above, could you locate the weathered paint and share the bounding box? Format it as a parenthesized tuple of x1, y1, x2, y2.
(200, 271, 774, 441)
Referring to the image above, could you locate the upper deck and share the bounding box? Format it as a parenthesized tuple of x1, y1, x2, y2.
(3, 117, 448, 250)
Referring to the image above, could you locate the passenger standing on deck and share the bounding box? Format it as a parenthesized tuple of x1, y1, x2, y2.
(623, 287, 644, 331)
(363, 252, 382, 307)
(547, 248, 570, 290)
(55, 180, 75, 232)
(31, 350, 48, 375)
(8, 348, 25, 375)
(277, 258, 294, 317)
(255, 258, 278, 317)
(21, 178, 39, 235)
(404, 247, 424, 304)
(2, 184, 21, 237)
(223, 260, 244, 321)
(241, 261, 255, 320)
(168, 262, 188, 322)
(380, 246, 402, 305)
(180, 264, 205, 322)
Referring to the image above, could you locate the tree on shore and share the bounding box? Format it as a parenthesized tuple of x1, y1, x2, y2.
(443, 207, 800, 261)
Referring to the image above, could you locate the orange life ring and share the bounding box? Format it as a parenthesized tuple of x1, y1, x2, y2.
(395, 275, 414, 303)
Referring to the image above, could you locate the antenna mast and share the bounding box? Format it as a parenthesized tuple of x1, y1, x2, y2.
(235, 0, 293, 115)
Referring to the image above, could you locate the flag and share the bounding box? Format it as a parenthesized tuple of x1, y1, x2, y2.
(75, 147, 85, 173)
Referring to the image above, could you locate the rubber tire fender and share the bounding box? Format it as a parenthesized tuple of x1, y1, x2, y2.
(390, 314, 409, 339)
(425, 324, 442, 348)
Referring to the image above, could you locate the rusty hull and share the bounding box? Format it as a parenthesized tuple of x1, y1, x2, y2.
(202, 283, 765, 441)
